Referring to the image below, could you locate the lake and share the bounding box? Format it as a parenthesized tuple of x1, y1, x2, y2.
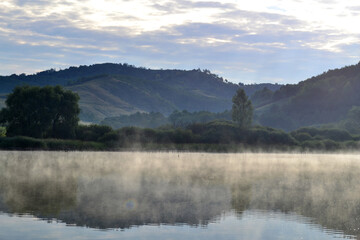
(0, 151, 359, 239)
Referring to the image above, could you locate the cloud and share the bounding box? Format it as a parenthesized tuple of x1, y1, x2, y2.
(348, 6, 360, 11)
(151, 0, 235, 13)
(0, 0, 359, 84)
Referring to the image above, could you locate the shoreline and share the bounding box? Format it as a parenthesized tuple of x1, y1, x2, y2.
(1, 139, 359, 154)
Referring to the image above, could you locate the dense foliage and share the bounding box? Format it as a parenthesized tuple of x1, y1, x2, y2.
(75, 124, 114, 142)
(336, 106, 360, 134)
(0, 118, 359, 151)
(101, 110, 232, 129)
(168, 110, 232, 128)
(0, 127, 5, 137)
(72, 121, 299, 150)
(103, 123, 358, 151)
(1, 62, 360, 150)
(0, 86, 80, 138)
(232, 89, 253, 128)
(257, 61, 360, 131)
(250, 87, 274, 107)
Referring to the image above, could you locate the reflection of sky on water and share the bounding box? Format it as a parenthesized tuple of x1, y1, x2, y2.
(1, 151, 360, 239)
(0, 210, 354, 240)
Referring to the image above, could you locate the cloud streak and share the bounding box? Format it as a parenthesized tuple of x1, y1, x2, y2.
(0, 0, 359, 84)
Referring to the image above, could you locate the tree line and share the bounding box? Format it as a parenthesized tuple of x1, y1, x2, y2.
(0, 85, 359, 151)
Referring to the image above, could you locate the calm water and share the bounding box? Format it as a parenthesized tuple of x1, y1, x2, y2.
(0, 151, 359, 239)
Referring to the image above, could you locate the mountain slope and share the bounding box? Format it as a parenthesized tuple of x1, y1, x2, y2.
(257, 62, 360, 130)
(68, 73, 238, 122)
(0, 63, 281, 122)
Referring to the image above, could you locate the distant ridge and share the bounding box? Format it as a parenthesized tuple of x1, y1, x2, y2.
(0, 63, 280, 122)
(2, 62, 360, 129)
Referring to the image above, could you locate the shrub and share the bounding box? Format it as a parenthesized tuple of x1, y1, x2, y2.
(169, 129, 194, 144)
(76, 124, 113, 142)
(45, 139, 105, 150)
(342, 141, 360, 149)
(301, 140, 325, 150)
(322, 139, 341, 150)
(0, 136, 46, 149)
(247, 127, 297, 146)
(292, 127, 353, 142)
(0, 127, 6, 137)
(292, 132, 312, 142)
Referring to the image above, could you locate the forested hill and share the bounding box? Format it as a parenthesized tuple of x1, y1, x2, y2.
(2, 62, 360, 128)
(0, 63, 280, 122)
(256, 61, 360, 131)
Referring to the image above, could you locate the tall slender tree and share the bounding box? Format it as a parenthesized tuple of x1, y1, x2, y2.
(232, 88, 253, 128)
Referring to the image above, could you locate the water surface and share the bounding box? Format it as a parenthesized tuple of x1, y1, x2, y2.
(0, 151, 359, 239)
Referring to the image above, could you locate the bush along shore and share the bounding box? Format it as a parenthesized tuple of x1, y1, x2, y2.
(1, 121, 359, 152)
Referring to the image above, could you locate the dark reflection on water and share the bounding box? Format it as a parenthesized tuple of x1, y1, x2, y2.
(0, 151, 359, 239)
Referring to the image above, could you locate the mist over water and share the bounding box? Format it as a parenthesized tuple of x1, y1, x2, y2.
(0, 151, 359, 239)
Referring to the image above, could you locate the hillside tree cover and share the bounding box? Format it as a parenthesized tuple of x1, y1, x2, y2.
(100, 110, 233, 129)
(0, 85, 80, 138)
(168, 110, 232, 128)
(0, 63, 281, 122)
(232, 89, 253, 128)
(250, 87, 274, 107)
(101, 112, 169, 129)
(257, 61, 360, 130)
(332, 106, 360, 134)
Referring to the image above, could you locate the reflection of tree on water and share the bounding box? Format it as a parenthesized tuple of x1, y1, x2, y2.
(0, 152, 235, 229)
(247, 161, 360, 238)
(2, 178, 77, 216)
(0, 151, 360, 238)
(0, 152, 77, 216)
(231, 182, 251, 214)
(64, 176, 231, 229)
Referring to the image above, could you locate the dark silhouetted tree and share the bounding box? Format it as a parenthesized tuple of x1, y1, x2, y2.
(232, 88, 253, 128)
(0, 85, 80, 138)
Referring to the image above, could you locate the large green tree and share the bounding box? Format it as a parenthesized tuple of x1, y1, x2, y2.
(232, 88, 253, 128)
(0, 85, 80, 138)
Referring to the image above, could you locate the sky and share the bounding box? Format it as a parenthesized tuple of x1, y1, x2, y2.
(0, 0, 360, 84)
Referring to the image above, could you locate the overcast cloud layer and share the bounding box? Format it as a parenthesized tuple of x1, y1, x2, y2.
(1, 0, 359, 84)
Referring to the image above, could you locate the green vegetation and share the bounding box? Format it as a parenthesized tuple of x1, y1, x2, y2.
(75, 124, 114, 142)
(232, 89, 253, 128)
(168, 110, 232, 128)
(83, 122, 359, 152)
(0, 136, 105, 150)
(2, 61, 360, 131)
(0, 84, 354, 151)
(1, 64, 360, 152)
(334, 106, 360, 134)
(250, 87, 274, 108)
(101, 112, 169, 129)
(0, 119, 359, 151)
(101, 110, 232, 129)
(0, 85, 80, 139)
(108, 123, 359, 151)
(256, 61, 360, 130)
(0, 127, 5, 137)
(0, 63, 280, 122)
